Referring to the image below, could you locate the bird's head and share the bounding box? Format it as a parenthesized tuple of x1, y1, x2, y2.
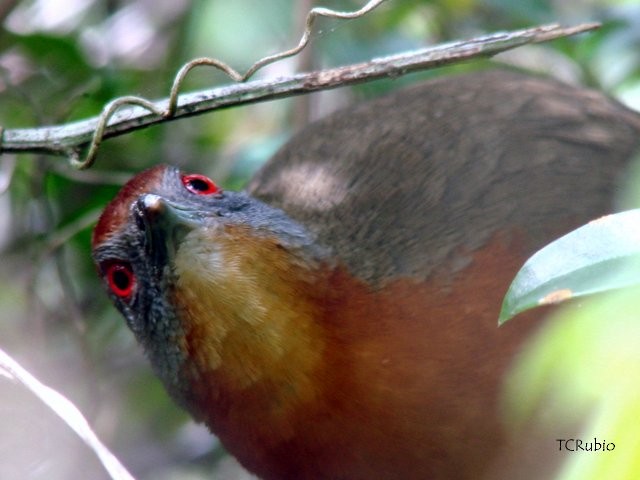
(92, 164, 329, 417)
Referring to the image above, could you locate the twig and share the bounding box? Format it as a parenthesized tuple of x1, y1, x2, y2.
(0, 22, 599, 169)
(166, 0, 389, 114)
(4, 0, 390, 169)
(292, 0, 317, 125)
(0, 347, 136, 480)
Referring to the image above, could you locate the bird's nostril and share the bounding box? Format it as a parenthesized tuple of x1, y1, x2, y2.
(140, 194, 164, 216)
(134, 194, 166, 230)
(141, 194, 163, 210)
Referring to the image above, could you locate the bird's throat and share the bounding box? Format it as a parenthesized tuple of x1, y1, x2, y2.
(169, 224, 327, 424)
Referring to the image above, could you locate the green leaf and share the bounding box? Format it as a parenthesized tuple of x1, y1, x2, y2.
(499, 209, 640, 324)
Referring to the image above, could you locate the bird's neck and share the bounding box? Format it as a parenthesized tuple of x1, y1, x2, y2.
(169, 223, 329, 429)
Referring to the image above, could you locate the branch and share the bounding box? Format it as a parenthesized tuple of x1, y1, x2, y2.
(0, 347, 136, 480)
(0, 22, 598, 169)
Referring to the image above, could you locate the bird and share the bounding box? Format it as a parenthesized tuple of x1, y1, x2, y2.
(92, 69, 640, 479)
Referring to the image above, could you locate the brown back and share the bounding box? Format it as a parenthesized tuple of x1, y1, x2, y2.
(248, 69, 640, 286)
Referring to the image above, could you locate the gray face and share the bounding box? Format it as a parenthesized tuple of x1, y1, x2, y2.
(91, 165, 323, 401)
(94, 168, 224, 328)
(91, 166, 235, 392)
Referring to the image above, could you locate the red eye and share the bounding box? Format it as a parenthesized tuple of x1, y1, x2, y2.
(105, 262, 135, 299)
(181, 174, 220, 195)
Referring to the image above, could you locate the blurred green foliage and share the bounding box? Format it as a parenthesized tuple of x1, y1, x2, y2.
(0, 1, 638, 479)
(503, 288, 640, 480)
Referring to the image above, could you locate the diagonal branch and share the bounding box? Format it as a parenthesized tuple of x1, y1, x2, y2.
(0, 22, 598, 169)
(0, 347, 136, 480)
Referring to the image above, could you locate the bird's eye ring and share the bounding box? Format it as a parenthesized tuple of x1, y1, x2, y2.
(181, 174, 220, 195)
(105, 262, 136, 299)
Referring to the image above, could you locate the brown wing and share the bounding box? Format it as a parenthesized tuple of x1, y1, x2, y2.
(247, 69, 640, 286)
